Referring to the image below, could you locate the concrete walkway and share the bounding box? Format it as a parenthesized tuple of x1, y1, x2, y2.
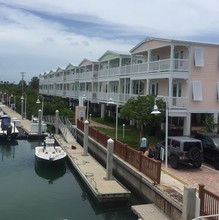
(55, 133, 131, 203)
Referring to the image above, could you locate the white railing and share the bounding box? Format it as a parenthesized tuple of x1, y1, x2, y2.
(193, 213, 219, 220)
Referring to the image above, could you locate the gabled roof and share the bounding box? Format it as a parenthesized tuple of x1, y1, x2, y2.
(98, 50, 131, 62)
(55, 67, 65, 73)
(130, 36, 219, 53)
(65, 63, 77, 70)
(78, 58, 98, 67)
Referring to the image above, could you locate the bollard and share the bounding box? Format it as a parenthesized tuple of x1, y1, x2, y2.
(55, 110, 59, 134)
(182, 185, 197, 220)
(38, 109, 42, 136)
(83, 120, 89, 156)
(106, 138, 114, 180)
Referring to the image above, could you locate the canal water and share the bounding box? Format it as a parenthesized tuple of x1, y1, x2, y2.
(0, 139, 142, 220)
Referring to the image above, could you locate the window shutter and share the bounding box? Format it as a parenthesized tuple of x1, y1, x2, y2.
(192, 81, 203, 101)
(194, 47, 204, 67)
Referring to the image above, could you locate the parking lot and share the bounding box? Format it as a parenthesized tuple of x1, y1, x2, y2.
(162, 162, 219, 195)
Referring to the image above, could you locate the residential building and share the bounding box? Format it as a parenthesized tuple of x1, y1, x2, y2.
(39, 37, 219, 135)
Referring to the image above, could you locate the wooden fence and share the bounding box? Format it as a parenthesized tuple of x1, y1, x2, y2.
(199, 184, 219, 219)
(77, 119, 161, 184)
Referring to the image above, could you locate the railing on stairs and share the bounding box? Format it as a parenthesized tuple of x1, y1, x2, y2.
(43, 115, 76, 143)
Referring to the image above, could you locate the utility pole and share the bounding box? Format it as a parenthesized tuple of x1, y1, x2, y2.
(20, 72, 26, 118)
(20, 72, 25, 95)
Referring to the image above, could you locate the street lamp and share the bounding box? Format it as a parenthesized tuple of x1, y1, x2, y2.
(36, 95, 44, 122)
(151, 95, 168, 168)
(20, 95, 24, 119)
(107, 98, 118, 140)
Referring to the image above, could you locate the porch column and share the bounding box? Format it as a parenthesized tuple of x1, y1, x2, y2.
(130, 80, 133, 96)
(213, 113, 218, 133)
(100, 103, 105, 118)
(124, 78, 127, 102)
(183, 113, 191, 136)
(147, 50, 151, 72)
(168, 77, 173, 105)
(170, 44, 174, 71)
(146, 79, 150, 95)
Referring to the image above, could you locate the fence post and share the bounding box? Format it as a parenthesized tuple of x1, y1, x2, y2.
(182, 185, 197, 220)
(55, 110, 59, 134)
(83, 120, 89, 156)
(106, 138, 114, 180)
(199, 184, 205, 216)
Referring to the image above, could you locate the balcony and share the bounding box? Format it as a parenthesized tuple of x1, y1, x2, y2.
(97, 59, 189, 79)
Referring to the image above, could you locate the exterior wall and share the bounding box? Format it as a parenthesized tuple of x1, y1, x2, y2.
(189, 45, 219, 112)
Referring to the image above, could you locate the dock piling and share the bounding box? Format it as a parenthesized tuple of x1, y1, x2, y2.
(83, 120, 89, 156)
(106, 138, 114, 180)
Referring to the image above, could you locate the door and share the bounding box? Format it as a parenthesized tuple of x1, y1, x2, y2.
(172, 81, 182, 106)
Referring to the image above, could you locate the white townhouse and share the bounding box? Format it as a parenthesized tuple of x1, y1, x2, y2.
(39, 37, 219, 135)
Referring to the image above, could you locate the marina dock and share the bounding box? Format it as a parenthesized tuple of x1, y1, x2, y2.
(55, 133, 131, 203)
(1, 104, 131, 204)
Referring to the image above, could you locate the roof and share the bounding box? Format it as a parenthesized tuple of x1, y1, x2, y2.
(130, 36, 219, 53)
(168, 136, 202, 142)
(98, 50, 131, 62)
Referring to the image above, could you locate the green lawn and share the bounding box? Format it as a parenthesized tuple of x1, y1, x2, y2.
(91, 117, 161, 150)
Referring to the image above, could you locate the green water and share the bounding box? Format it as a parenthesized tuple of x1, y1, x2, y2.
(0, 139, 140, 220)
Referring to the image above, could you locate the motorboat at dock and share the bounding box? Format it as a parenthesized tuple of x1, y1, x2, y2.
(35, 137, 66, 164)
(0, 115, 19, 140)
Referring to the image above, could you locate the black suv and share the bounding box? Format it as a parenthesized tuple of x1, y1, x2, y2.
(194, 132, 219, 170)
(156, 136, 203, 169)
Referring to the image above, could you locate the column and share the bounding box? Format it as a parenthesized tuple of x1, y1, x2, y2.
(100, 103, 105, 118)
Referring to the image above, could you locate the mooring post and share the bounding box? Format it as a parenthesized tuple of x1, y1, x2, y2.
(106, 138, 114, 180)
(55, 110, 59, 134)
(182, 185, 197, 220)
(83, 120, 89, 156)
(38, 109, 42, 136)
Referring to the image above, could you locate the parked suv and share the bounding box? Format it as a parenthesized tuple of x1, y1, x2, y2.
(194, 132, 219, 170)
(156, 136, 203, 169)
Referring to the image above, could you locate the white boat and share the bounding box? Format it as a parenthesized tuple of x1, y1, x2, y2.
(0, 115, 19, 140)
(35, 137, 67, 164)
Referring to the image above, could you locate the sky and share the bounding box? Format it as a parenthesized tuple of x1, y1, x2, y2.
(1, 0, 219, 83)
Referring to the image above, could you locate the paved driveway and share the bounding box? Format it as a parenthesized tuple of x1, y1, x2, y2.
(163, 162, 219, 195)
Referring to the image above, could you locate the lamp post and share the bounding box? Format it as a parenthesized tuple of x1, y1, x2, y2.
(151, 95, 168, 168)
(36, 95, 44, 122)
(107, 98, 118, 140)
(20, 93, 27, 118)
(21, 96, 24, 119)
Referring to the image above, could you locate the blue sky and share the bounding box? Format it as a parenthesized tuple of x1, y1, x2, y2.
(1, 0, 219, 83)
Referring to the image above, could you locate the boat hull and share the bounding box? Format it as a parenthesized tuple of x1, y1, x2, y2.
(35, 146, 67, 164)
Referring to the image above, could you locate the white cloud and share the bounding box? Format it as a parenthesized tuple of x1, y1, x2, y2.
(1, 0, 219, 82)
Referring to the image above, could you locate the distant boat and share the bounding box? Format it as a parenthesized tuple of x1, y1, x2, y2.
(35, 137, 66, 164)
(0, 115, 19, 140)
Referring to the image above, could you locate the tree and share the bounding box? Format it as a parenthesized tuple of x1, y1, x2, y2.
(120, 94, 165, 140)
(29, 77, 39, 90)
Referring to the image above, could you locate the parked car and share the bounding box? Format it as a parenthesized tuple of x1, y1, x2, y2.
(156, 136, 203, 169)
(194, 132, 219, 170)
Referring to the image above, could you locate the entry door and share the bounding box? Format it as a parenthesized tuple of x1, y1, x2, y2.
(172, 81, 182, 106)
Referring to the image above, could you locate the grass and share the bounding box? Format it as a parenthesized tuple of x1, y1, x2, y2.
(91, 117, 161, 150)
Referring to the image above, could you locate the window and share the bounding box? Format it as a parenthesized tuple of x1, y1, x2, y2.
(217, 82, 219, 101)
(194, 47, 204, 67)
(151, 83, 159, 95)
(192, 81, 203, 101)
